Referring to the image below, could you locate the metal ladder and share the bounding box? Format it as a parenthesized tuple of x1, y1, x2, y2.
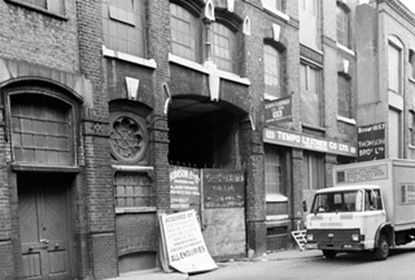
(291, 221, 307, 251)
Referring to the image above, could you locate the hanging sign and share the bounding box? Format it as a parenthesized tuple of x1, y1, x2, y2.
(264, 95, 292, 125)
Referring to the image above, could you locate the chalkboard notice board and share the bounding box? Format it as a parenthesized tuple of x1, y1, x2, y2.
(202, 169, 245, 209)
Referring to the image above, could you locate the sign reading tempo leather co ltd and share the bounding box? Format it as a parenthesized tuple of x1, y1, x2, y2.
(264, 96, 292, 124)
(263, 128, 357, 157)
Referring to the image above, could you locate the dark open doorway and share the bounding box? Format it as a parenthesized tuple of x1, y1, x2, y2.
(168, 96, 246, 168)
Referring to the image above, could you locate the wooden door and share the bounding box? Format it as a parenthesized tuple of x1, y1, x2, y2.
(18, 174, 73, 280)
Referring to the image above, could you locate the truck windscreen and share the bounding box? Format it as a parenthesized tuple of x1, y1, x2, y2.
(311, 190, 363, 213)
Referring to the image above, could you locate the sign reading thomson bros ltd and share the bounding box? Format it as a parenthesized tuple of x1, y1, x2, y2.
(264, 128, 357, 157)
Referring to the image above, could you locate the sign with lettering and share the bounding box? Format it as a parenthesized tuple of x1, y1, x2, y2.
(263, 128, 357, 157)
(400, 184, 415, 204)
(357, 122, 385, 161)
(264, 96, 292, 124)
(158, 210, 217, 273)
(202, 169, 245, 208)
(335, 164, 388, 184)
(169, 166, 201, 213)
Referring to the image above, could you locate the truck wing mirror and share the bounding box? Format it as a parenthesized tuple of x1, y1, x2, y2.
(302, 200, 308, 212)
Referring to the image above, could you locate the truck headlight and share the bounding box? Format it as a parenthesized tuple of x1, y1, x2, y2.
(306, 234, 314, 242)
(351, 234, 360, 242)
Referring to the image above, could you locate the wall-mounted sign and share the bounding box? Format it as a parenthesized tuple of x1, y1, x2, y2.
(264, 96, 292, 125)
(169, 166, 201, 213)
(357, 122, 385, 162)
(202, 169, 245, 208)
(263, 128, 357, 157)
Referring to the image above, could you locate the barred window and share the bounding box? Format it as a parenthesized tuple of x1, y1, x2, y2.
(102, 0, 146, 57)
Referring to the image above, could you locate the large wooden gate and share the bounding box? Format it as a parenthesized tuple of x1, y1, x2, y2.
(18, 174, 73, 280)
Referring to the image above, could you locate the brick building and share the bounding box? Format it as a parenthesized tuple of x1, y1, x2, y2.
(1, 0, 412, 279)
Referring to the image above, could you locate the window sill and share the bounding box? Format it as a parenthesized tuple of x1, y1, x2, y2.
(115, 207, 157, 214)
(337, 115, 356, 125)
(5, 0, 67, 20)
(336, 43, 355, 56)
(266, 193, 288, 202)
(265, 215, 290, 223)
(102, 46, 157, 69)
(409, 77, 415, 85)
(301, 123, 326, 133)
(168, 53, 251, 86)
(11, 163, 80, 173)
(263, 7, 290, 22)
(112, 165, 153, 177)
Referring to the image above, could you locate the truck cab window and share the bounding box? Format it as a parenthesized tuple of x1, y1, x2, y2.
(365, 189, 382, 211)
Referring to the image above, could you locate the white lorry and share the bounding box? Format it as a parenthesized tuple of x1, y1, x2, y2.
(305, 159, 415, 260)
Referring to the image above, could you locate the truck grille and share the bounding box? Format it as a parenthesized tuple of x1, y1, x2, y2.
(307, 229, 360, 242)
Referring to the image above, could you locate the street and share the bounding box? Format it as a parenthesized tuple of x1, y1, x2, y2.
(188, 244, 415, 280)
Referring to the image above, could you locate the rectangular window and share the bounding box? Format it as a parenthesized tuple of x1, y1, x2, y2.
(337, 74, 352, 118)
(212, 22, 237, 73)
(102, 0, 146, 57)
(336, 5, 350, 48)
(410, 111, 415, 146)
(388, 43, 402, 94)
(388, 107, 401, 158)
(304, 151, 325, 190)
(299, 0, 320, 50)
(11, 0, 64, 14)
(300, 62, 323, 127)
(409, 50, 415, 80)
(262, 0, 284, 11)
(114, 172, 153, 208)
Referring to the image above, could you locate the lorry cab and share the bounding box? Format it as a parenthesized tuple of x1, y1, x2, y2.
(305, 185, 387, 259)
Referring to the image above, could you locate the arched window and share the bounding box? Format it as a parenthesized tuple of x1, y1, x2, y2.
(10, 93, 75, 165)
(170, 3, 200, 62)
(263, 44, 285, 99)
(211, 22, 237, 73)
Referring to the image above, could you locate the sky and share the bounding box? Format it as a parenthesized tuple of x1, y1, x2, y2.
(400, 0, 415, 13)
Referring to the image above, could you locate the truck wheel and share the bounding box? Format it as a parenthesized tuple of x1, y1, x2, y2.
(322, 250, 337, 259)
(374, 234, 389, 260)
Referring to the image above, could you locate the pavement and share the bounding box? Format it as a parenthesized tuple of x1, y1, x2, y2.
(109, 249, 321, 280)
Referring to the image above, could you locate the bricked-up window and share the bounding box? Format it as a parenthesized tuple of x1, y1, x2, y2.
(336, 4, 350, 48)
(388, 37, 403, 95)
(11, 94, 73, 165)
(170, 3, 200, 62)
(304, 151, 325, 190)
(211, 22, 237, 73)
(410, 111, 415, 146)
(9, 0, 64, 15)
(263, 44, 285, 99)
(114, 172, 153, 207)
(337, 73, 352, 118)
(300, 62, 323, 127)
(102, 0, 146, 57)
